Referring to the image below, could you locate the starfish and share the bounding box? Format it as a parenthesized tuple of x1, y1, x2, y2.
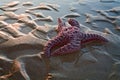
(44, 18, 108, 57)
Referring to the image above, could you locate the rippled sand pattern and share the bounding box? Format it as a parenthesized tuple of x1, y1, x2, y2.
(0, 0, 120, 80)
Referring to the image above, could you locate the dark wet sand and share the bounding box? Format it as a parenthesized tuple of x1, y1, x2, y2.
(0, 0, 120, 80)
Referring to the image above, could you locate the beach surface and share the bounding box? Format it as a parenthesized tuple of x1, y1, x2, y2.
(0, 0, 120, 80)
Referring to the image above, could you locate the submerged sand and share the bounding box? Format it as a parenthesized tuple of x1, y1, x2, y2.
(0, 0, 120, 80)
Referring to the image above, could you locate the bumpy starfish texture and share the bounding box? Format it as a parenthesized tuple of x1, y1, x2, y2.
(44, 18, 108, 57)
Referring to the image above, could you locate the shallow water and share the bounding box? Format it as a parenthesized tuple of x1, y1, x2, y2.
(0, 0, 120, 80)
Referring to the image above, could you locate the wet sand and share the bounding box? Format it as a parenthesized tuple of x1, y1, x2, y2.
(0, 0, 120, 80)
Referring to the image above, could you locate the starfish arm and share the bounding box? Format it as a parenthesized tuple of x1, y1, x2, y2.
(81, 33, 108, 43)
(68, 18, 80, 28)
(57, 18, 65, 32)
(44, 34, 68, 57)
(51, 39, 81, 56)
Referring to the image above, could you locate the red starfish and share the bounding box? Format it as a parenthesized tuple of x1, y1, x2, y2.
(44, 18, 108, 57)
